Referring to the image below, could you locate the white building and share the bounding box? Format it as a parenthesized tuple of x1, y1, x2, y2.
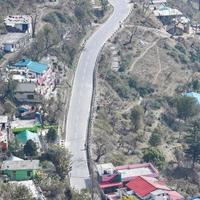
(0, 33, 29, 52)
(4, 15, 32, 34)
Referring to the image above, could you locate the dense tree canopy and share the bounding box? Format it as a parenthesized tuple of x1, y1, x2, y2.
(149, 130, 162, 146)
(23, 139, 38, 157)
(40, 146, 72, 179)
(185, 120, 200, 168)
(130, 105, 144, 131)
(176, 96, 199, 120)
(46, 128, 58, 143)
(143, 147, 165, 169)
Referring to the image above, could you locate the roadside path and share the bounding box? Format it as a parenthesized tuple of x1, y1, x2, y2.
(65, 0, 132, 190)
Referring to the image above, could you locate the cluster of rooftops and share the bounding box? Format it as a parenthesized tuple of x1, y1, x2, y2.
(96, 162, 183, 200)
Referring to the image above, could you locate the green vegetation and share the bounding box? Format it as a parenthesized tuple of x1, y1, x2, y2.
(40, 146, 72, 180)
(185, 120, 200, 168)
(46, 128, 58, 143)
(175, 43, 186, 54)
(23, 140, 38, 157)
(12, 125, 40, 134)
(105, 70, 154, 99)
(122, 196, 138, 200)
(130, 105, 144, 131)
(143, 147, 165, 169)
(176, 96, 200, 120)
(149, 130, 162, 146)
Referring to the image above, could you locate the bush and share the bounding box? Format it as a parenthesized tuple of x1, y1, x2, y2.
(143, 147, 165, 169)
(167, 50, 179, 63)
(149, 131, 162, 146)
(192, 80, 200, 91)
(175, 43, 186, 54)
(130, 105, 144, 131)
(43, 11, 69, 24)
(106, 71, 130, 99)
(176, 96, 200, 120)
(46, 128, 58, 143)
(136, 85, 154, 97)
(23, 140, 38, 157)
(178, 53, 189, 64)
(40, 146, 72, 179)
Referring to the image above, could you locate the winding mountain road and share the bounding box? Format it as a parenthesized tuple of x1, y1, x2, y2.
(65, 0, 132, 190)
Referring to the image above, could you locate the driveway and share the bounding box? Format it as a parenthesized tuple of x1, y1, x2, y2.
(65, 0, 132, 190)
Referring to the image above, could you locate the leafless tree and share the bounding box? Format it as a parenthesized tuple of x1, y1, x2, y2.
(31, 11, 39, 38)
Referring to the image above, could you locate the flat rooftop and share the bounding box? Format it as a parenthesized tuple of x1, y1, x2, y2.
(1, 160, 39, 170)
(0, 115, 8, 124)
(11, 119, 36, 129)
(4, 15, 31, 26)
(154, 7, 183, 17)
(0, 33, 27, 45)
(10, 180, 39, 199)
(97, 163, 115, 176)
(115, 163, 159, 181)
(150, 0, 167, 4)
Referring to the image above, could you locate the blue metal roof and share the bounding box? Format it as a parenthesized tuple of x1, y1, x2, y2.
(16, 130, 40, 145)
(185, 92, 200, 104)
(15, 59, 48, 74)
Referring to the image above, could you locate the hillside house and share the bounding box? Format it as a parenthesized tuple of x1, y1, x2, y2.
(14, 82, 41, 104)
(126, 176, 183, 200)
(97, 163, 159, 195)
(185, 92, 200, 104)
(0, 115, 9, 151)
(15, 130, 41, 148)
(153, 5, 183, 26)
(97, 163, 183, 200)
(1, 160, 39, 181)
(0, 33, 30, 52)
(4, 15, 32, 34)
(13, 59, 48, 82)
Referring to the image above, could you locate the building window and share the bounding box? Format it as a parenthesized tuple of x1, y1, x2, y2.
(27, 171, 32, 177)
(27, 95, 34, 99)
(13, 170, 16, 179)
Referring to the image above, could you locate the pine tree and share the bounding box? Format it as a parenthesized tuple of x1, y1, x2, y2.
(185, 121, 200, 168)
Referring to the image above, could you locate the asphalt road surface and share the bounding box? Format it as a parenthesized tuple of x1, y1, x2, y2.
(65, 0, 132, 190)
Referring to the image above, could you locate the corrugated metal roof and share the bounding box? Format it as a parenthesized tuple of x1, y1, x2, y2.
(185, 92, 200, 104)
(126, 176, 170, 197)
(16, 130, 39, 145)
(15, 59, 48, 74)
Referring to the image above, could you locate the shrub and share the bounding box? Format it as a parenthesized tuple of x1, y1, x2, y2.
(23, 140, 38, 157)
(46, 128, 58, 143)
(176, 96, 200, 120)
(130, 105, 144, 131)
(167, 50, 179, 62)
(149, 131, 162, 146)
(143, 147, 165, 169)
(178, 53, 189, 64)
(175, 43, 186, 54)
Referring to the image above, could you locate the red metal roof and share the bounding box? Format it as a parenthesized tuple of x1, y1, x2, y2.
(126, 176, 170, 197)
(102, 173, 119, 183)
(100, 182, 123, 189)
(166, 191, 184, 200)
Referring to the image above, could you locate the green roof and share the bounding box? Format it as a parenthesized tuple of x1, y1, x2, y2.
(16, 130, 40, 145)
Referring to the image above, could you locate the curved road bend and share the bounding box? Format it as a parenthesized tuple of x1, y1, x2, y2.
(65, 0, 132, 190)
